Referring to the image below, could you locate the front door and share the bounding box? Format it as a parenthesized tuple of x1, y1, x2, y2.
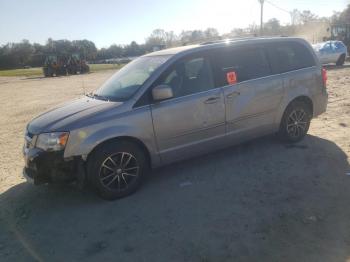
(151, 56, 226, 164)
(319, 42, 333, 64)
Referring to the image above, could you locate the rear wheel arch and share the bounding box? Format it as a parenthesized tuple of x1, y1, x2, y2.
(276, 95, 313, 128)
(278, 97, 312, 142)
(285, 96, 313, 116)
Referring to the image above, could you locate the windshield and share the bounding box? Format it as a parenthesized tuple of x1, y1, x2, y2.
(313, 42, 326, 50)
(94, 55, 170, 101)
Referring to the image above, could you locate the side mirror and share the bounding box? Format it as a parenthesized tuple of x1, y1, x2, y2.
(152, 85, 173, 101)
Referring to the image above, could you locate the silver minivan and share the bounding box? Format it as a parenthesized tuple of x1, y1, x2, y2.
(23, 37, 328, 200)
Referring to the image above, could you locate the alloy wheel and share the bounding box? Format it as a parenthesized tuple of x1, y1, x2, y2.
(286, 109, 308, 139)
(99, 152, 139, 191)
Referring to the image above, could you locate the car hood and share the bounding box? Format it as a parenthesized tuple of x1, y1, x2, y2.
(27, 96, 122, 134)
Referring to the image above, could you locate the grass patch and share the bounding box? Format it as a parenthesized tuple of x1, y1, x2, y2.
(89, 63, 124, 72)
(0, 68, 43, 77)
(0, 64, 124, 77)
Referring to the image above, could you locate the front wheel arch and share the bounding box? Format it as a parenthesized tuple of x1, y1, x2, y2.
(86, 136, 151, 170)
(86, 138, 149, 200)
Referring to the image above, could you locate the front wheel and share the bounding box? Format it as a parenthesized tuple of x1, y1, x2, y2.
(278, 101, 311, 143)
(87, 141, 147, 200)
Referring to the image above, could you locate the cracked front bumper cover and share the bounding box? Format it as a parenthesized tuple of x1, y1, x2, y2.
(23, 146, 78, 185)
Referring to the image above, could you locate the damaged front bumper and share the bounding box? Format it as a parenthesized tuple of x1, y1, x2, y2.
(23, 145, 84, 185)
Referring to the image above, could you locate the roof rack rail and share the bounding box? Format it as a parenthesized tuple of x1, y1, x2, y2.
(200, 37, 255, 45)
(200, 35, 289, 45)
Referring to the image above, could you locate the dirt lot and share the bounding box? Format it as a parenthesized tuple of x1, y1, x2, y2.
(0, 67, 350, 262)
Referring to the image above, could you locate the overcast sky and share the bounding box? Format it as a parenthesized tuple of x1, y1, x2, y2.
(0, 0, 348, 48)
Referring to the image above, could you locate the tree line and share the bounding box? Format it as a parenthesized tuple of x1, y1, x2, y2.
(0, 6, 348, 70)
(0, 27, 220, 70)
(0, 39, 97, 69)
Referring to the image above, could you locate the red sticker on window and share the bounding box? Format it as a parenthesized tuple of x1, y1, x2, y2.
(226, 71, 237, 85)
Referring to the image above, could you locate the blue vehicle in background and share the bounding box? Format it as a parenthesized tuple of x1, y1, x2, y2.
(312, 41, 348, 66)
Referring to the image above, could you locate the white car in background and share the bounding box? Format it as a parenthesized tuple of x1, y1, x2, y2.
(312, 41, 348, 66)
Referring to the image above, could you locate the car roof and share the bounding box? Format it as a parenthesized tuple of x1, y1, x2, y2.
(143, 45, 200, 56)
(144, 37, 309, 58)
(314, 40, 344, 46)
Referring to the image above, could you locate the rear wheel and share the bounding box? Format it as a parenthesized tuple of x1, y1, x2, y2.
(87, 141, 147, 200)
(336, 54, 345, 66)
(278, 101, 311, 143)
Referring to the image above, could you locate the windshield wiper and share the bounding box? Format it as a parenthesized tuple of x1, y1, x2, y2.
(86, 93, 109, 101)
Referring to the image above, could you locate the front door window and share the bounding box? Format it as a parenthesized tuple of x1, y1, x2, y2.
(157, 56, 214, 98)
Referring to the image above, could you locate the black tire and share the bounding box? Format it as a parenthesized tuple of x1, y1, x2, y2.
(46, 67, 53, 77)
(336, 54, 345, 66)
(87, 140, 147, 200)
(278, 101, 311, 143)
(43, 68, 49, 77)
(61, 67, 67, 76)
(82, 65, 89, 74)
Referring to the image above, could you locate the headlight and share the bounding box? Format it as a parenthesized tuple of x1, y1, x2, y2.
(35, 132, 69, 151)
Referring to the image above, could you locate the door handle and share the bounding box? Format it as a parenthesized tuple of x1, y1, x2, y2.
(226, 91, 240, 99)
(204, 96, 220, 104)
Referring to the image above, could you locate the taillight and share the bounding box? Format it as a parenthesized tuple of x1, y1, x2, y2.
(322, 68, 327, 87)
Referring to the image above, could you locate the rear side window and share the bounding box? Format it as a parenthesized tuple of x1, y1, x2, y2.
(333, 41, 345, 50)
(211, 47, 271, 87)
(269, 42, 315, 73)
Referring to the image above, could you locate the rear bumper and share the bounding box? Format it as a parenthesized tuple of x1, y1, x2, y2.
(23, 146, 79, 185)
(313, 91, 328, 117)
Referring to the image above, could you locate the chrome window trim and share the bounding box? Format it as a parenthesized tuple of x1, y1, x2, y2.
(133, 65, 317, 108)
(151, 86, 223, 106)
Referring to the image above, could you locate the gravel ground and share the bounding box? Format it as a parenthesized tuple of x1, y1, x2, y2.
(0, 67, 350, 262)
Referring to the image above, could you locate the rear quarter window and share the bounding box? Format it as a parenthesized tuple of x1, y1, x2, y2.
(333, 41, 345, 50)
(268, 41, 316, 73)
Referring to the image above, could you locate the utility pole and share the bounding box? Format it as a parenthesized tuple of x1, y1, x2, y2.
(259, 0, 264, 36)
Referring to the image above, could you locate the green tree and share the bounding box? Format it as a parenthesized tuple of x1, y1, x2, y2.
(72, 40, 97, 60)
(124, 41, 143, 57)
(264, 18, 281, 35)
(146, 29, 167, 46)
(204, 28, 219, 39)
(13, 40, 33, 66)
(300, 10, 318, 24)
(332, 4, 350, 24)
(107, 44, 123, 58)
(290, 9, 301, 25)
